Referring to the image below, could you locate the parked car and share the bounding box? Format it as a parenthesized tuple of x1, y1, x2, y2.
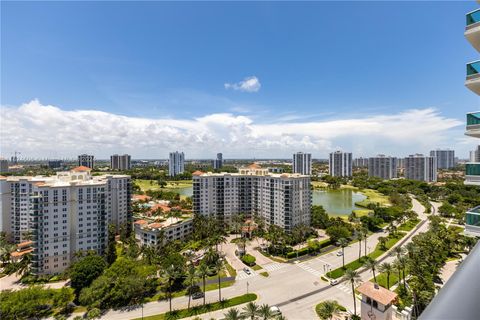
(330, 279, 339, 286)
(244, 267, 251, 275)
(192, 292, 204, 299)
(336, 251, 343, 256)
(270, 305, 282, 316)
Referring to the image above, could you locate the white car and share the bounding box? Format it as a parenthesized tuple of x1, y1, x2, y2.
(336, 251, 343, 256)
(269, 305, 282, 316)
(330, 279, 339, 286)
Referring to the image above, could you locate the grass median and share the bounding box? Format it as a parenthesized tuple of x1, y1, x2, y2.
(134, 293, 258, 320)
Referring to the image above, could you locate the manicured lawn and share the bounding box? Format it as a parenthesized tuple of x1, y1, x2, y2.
(225, 261, 237, 277)
(260, 271, 269, 277)
(398, 219, 420, 232)
(134, 179, 193, 198)
(252, 264, 262, 271)
(352, 209, 373, 216)
(134, 293, 258, 320)
(327, 232, 406, 279)
(355, 189, 391, 208)
(375, 272, 400, 290)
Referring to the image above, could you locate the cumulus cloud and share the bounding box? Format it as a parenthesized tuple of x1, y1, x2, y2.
(0, 100, 463, 159)
(224, 76, 261, 92)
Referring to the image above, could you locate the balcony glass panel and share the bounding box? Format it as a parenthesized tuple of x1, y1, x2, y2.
(466, 163, 480, 176)
(467, 112, 480, 125)
(467, 9, 480, 26)
(466, 211, 480, 227)
(466, 61, 480, 76)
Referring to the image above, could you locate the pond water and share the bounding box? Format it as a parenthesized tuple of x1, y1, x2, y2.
(176, 186, 193, 197)
(312, 188, 367, 216)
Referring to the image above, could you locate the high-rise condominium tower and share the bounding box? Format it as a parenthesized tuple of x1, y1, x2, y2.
(329, 151, 352, 177)
(292, 152, 312, 175)
(169, 151, 185, 176)
(464, 9, 480, 236)
(0, 159, 8, 173)
(213, 153, 223, 170)
(78, 154, 94, 169)
(429, 149, 455, 169)
(368, 155, 398, 180)
(111, 154, 131, 170)
(0, 167, 131, 274)
(404, 154, 437, 182)
(193, 164, 311, 232)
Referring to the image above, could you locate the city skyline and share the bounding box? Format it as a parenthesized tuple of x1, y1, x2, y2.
(1, 1, 479, 159)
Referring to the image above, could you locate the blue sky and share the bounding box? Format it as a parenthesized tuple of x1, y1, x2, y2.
(1, 1, 479, 159)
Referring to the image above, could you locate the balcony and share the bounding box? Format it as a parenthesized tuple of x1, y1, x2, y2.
(465, 9, 480, 51)
(465, 163, 480, 185)
(465, 206, 480, 236)
(465, 111, 480, 138)
(465, 62, 480, 95)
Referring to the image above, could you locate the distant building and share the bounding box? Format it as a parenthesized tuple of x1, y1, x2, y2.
(404, 154, 437, 182)
(329, 151, 352, 177)
(111, 154, 131, 170)
(397, 158, 405, 169)
(268, 167, 284, 173)
(292, 152, 312, 175)
(78, 154, 94, 169)
(169, 151, 185, 176)
(48, 160, 63, 170)
(193, 164, 311, 232)
(0, 167, 131, 274)
(353, 157, 369, 168)
(368, 155, 398, 180)
(0, 159, 8, 173)
(430, 149, 455, 169)
(213, 153, 223, 170)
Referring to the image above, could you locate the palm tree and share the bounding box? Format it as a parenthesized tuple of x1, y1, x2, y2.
(378, 262, 393, 289)
(223, 308, 243, 320)
(364, 258, 379, 283)
(16, 253, 32, 276)
(213, 258, 224, 301)
(342, 269, 362, 316)
(391, 245, 405, 259)
(398, 255, 408, 290)
(392, 259, 402, 290)
(338, 238, 349, 269)
(242, 302, 260, 320)
(163, 264, 181, 313)
(196, 262, 209, 306)
(356, 231, 363, 260)
(258, 304, 273, 320)
(378, 236, 388, 251)
(362, 230, 368, 258)
(185, 266, 197, 310)
(316, 300, 341, 320)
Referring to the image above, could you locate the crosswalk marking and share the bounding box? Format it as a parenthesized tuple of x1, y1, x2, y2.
(336, 283, 353, 294)
(263, 263, 287, 272)
(296, 263, 323, 278)
(236, 270, 258, 281)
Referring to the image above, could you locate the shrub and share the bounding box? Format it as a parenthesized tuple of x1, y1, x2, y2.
(241, 254, 256, 266)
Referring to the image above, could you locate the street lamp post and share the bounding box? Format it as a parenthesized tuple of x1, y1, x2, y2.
(247, 281, 249, 294)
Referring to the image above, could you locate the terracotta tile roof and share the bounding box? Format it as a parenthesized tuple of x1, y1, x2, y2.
(248, 163, 261, 169)
(17, 241, 33, 248)
(148, 222, 164, 229)
(149, 204, 171, 214)
(357, 281, 398, 306)
(192, 170, 204, 176)
(134, 219, 148, 225)
(132, 194, 152, 202)
(11, 248, 33, 257)
(0, 175, 6, 179)
(72, 166, 92, 172)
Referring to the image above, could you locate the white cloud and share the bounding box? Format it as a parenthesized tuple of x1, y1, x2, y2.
(0, 100, 465, 159)
(224, 76, 261, 92)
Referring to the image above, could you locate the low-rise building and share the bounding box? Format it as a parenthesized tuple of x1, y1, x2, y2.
(134, 217, 193, 246)
(357, 281, 398, 320)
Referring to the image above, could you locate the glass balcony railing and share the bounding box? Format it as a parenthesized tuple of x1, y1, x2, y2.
(467, 112, 480, 125)
(466, 61, 480, 77)
(466, 163, 480, 176)
(466, 206, 480, 227)
(466, 9, 480, 27)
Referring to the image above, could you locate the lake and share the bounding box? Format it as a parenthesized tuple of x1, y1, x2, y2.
(312, 188, 367, 216)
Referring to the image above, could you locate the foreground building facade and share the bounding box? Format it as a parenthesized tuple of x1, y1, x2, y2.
(0, 167, 131, 274)
(464, 7, 480, 236)
(192, 164, 311, 232)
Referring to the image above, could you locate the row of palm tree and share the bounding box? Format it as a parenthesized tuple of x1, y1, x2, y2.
(222, 302, 286, 320)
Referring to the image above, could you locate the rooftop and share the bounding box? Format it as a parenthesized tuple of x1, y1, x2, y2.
(356, 281, 397, 306)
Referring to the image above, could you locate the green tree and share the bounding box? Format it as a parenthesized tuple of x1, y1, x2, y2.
(70, 254, 107, 298)
(105, 224, 117, 265)
(214, 258, 224, 301)
(185, 265, 197, 310)
(196, 262, 209, 306)
(316, 300, 341, 320)
(363, 258, 379, 283)
(163, 263, 183, 313)
(337, 238, 349, 269)
(378, 236, 388, 251)
(242, 301, 260, 320)
(223, 308, 243, 320)
(378, 262, 393, 289)
(258, 304, 273, 320)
